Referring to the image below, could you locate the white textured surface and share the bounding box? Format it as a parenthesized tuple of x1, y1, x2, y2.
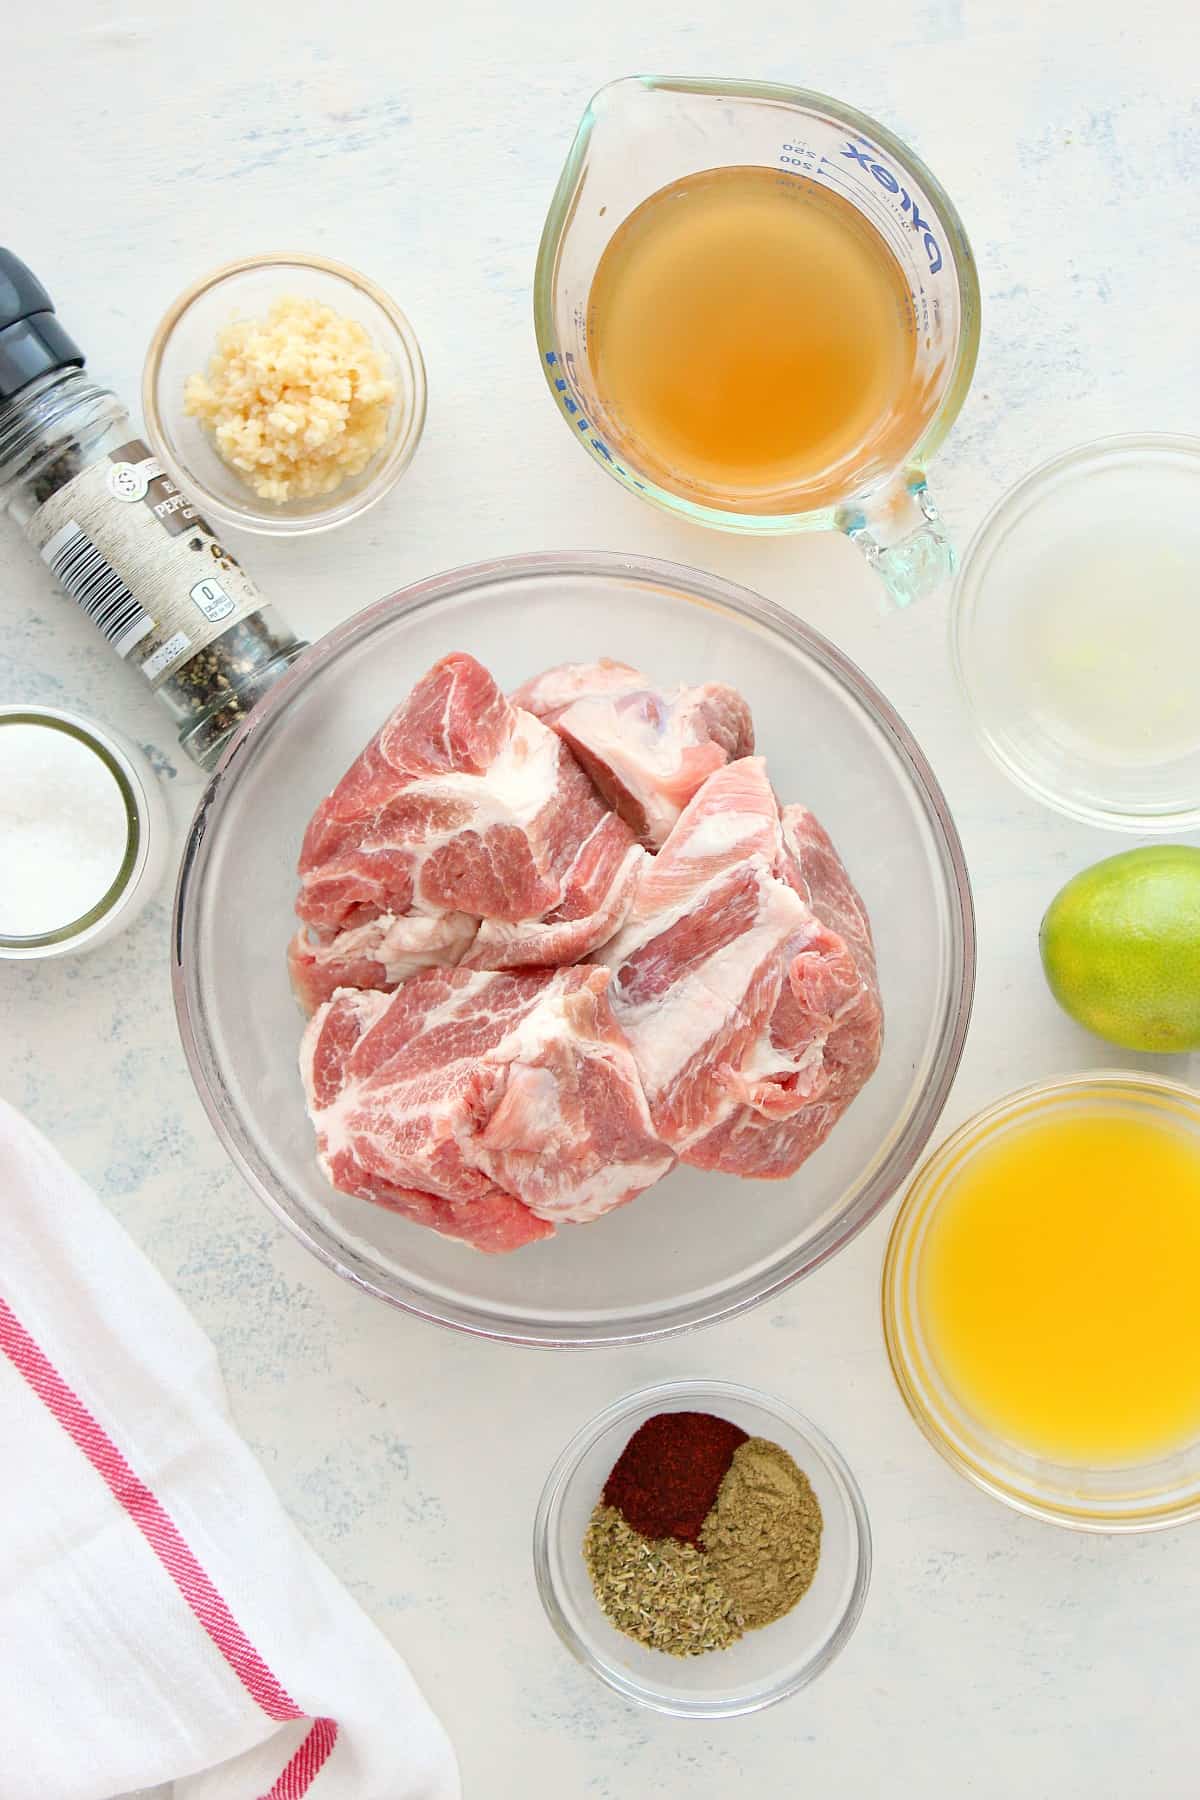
(4, 3, 1200, 1794)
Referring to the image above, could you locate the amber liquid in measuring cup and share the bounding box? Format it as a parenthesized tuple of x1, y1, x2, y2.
(586, 166, 939, 514)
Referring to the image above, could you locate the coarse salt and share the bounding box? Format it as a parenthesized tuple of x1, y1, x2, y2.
(0, 722, 130, 937)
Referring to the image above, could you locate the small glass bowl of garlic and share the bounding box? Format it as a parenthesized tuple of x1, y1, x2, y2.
(143, 253, 427, 536)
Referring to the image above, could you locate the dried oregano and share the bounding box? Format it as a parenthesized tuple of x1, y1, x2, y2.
(583, 1504, 744, 1657)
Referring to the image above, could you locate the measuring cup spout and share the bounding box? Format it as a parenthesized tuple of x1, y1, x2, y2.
(836, 474, 955, 609)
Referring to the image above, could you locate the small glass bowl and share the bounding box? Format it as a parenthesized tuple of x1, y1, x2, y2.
(143, 253, 427, 538)
(533, 1379, 871, 1716)
(0, 707, 169, 959)
(883, 1072, 1200, 1533)
(952, 435, 1200, 832)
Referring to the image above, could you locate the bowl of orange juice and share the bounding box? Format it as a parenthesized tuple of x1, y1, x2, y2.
(883, 1073, 1200, 1531)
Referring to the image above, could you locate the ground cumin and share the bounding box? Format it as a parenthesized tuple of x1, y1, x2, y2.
(700, 1437, 823, 1630)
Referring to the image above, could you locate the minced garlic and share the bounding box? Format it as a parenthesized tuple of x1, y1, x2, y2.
(184, 294, 397, 503)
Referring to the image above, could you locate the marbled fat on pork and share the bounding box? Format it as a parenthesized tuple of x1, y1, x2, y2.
(512, 659, 754, 848)
(289, 653, 643, 1011)
(600, 758, 883, 1178)
(301, 965, 675, 1253)
(292, 651, 883, 1251)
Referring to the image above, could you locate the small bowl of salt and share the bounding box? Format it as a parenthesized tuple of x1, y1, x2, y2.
(0, 707, 169, 959)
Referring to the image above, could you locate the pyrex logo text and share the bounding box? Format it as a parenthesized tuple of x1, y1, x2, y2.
(842, 140, 943, 276)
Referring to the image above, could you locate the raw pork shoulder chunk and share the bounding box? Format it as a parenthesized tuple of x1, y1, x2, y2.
(512, 660, 754, 848)
(600, 757, 883, 1179)
(302, 965, 675, 1252)
(290, 653, 643, 1011)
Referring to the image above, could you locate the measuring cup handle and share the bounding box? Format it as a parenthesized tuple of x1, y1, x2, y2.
(836, 473, 955, 609)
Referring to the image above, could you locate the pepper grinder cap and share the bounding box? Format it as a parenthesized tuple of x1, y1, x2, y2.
(0, 250, 84, 401)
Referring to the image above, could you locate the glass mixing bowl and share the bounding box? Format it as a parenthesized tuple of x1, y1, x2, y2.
(173, 552, 974, 1345)
(533, 1380, 871, 1716)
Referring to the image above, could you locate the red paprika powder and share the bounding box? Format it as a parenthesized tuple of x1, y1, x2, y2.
(603, 1411, 748, 1545)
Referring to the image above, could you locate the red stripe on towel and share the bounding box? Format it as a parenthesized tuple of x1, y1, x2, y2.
(261, 1715, 340, 1798)
(0, 1294, 338, 1790)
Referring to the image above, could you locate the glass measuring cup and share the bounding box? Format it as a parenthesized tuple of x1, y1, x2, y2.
(535, 78, 981, 607)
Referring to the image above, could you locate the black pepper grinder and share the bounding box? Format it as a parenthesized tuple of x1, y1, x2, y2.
(0, 249, 306, 770)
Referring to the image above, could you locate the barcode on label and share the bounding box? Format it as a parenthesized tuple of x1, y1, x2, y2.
(41, 519, 155, 659)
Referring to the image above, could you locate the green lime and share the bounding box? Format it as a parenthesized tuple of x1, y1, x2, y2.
(1039, 845, 1200, 1052)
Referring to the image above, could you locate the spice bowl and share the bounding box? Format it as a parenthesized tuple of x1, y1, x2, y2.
(142, 253, 427, 537)
(533, 1380, 871, 1717)
(0, 706, 170, 959)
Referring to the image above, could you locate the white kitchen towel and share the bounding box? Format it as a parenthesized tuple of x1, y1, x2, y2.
(0, 1098, 460, 1800)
